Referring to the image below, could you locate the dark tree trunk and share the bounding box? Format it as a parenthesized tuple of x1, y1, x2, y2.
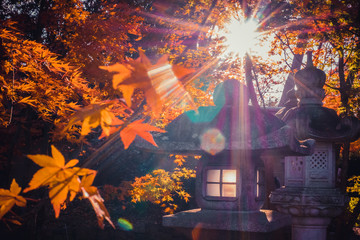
(278, 52, 304, 107)
(245, 54, 260, 108)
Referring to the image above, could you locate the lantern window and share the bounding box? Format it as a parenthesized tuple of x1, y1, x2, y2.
(205, 169, 237, 198)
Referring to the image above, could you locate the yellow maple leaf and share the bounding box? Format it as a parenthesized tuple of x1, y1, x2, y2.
(63, 102, 117, 137)
(97, 117, 124, 139)
(0, 179, 26, 219)
(120, 119, 166, 149)
(80, 173, 115, 229)
(24, 145, 95, 218)
(100, 51, 196, 116)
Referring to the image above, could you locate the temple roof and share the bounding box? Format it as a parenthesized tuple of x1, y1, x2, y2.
(136, 79, 314, 156)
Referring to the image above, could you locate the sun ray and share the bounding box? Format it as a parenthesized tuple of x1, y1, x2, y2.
(164, 57, 220, 111)
(141, 12, 209, 35)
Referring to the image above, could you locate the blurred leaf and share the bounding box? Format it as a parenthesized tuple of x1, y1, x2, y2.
(81, 173, 115, 229)
(0, 179, 26, 219)
(63, 102, 119, 137)
(100, 51, 195, 116)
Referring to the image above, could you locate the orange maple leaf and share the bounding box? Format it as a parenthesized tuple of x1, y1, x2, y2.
(99, 56, 150, 108)
(24, 145, 95, 218)
(100, 51, 196, 116)
(81, 173, 115, 229)
(120, 119, 166, 149)
(0, 179, 26, 220)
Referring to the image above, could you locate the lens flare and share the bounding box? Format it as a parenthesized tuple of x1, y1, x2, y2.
(117, 218, 133, 231)
(200, 128, 225, 155)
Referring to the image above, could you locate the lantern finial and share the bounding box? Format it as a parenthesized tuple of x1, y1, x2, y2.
(306, 51, 313, 67)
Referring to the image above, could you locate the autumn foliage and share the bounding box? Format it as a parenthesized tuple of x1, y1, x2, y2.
(0, 145, 114, 229)
(1, 0, 360, 237)
(130, 155, 197, 214)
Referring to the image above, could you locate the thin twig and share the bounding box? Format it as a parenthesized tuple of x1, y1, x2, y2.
(324, 83, 340, 91)
(275, 33, 293, 69)
(176, 0, 219, 62)
(6, 58, 15, 127)
(275, 33, 297, 58)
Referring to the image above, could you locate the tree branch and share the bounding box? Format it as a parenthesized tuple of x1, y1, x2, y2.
(324, 83, 340, 91)
(176, 0, 218, 62)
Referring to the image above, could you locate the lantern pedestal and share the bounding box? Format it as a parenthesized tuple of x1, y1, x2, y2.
(270, 187, 344, 240)
(291, 217, 331, 240)
(270, 144, 345, 240)
(163, 208, 291, 232)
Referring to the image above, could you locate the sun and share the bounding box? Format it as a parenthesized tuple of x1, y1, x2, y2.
(221, 17, 263, 57)
(223, 17, 260, 56)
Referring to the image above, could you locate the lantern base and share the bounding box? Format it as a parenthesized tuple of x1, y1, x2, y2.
(163, 208, 291, 232)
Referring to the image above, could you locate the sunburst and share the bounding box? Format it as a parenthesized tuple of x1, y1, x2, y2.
(222, 17, 261, 57)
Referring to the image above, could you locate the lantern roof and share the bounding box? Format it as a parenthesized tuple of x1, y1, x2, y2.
(278, 52, 360, 142)
(136, 79, 314, 156)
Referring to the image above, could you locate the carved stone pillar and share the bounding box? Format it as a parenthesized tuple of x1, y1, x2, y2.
(272, 142, 344, 239)
(285, 142, 336, 188)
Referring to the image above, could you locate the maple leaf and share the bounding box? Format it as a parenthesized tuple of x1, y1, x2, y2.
(98, 117, 124, 139)
(63, 102, 118, 137)
(0, 179, 26, 220)
(100, 51, 195, 115)
(81, 173, 115, 229)
(99, 59, 149, 108)
(120, 119, 166, 149)
(24, 145, 95, 218)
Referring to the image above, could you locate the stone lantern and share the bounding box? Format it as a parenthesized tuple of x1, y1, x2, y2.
(195, 150, 265, 212)
(270, 53, 360, 240)
(137, 79, 314, 235)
